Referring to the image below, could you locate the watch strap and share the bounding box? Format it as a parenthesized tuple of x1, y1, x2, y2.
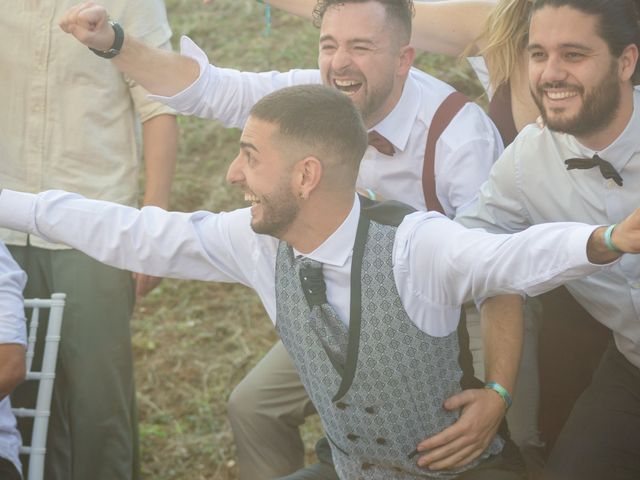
(89, 20, 124, 59)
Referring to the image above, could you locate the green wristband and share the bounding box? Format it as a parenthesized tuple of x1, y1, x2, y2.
(484, 381, 512, 410)
(604, 224, 623, 254)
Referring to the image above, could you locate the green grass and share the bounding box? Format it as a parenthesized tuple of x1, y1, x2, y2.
(132, 2, 485, 478)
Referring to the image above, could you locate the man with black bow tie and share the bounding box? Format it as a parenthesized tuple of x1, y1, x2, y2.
(455, 1, 640, 479)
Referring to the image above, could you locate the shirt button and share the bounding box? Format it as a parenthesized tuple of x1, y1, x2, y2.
(346, 433, 360, 442)
(364, 406, 375, 414)
(335, 401, 349, 410)
(361, 462, 374, 470)
(376, 437, 387, 445)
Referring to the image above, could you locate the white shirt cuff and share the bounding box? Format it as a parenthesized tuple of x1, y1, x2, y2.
(146, 36, 216, 112)
(0, 190, 37, 236)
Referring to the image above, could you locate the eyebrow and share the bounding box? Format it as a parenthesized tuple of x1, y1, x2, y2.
(319, 34, 376, 46)
(527, 42, 593, 52)
(240, 141, 259, 152)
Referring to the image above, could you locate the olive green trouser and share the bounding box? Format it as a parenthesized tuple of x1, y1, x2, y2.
(9, 245, 138, 480)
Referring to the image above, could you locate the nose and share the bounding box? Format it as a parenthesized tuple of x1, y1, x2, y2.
(539, 53, 568, 85)
(226, 152, 246, 185)
(331, 46, 353, 73)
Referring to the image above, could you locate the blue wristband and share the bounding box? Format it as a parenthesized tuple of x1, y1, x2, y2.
(484, 381, 512, 410)
(604, 224, 623, 254)
(365, 188, 377, 201)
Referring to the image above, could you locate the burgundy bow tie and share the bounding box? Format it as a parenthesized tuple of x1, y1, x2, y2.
(368, 130, 395, 156)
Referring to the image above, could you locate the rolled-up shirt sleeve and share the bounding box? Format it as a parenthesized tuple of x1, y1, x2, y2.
(148, 36, 321, 127)
(0, 242, 27, 346)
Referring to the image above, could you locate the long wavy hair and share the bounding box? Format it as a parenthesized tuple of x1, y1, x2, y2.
(467, 0, 532, 90)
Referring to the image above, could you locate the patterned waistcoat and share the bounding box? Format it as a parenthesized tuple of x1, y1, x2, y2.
(275, 200, 504, 479)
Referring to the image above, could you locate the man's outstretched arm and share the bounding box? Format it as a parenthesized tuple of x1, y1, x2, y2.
(59, 2, 199, 96)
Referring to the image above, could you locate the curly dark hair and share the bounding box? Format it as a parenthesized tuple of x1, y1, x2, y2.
(312, 0, 415, 45)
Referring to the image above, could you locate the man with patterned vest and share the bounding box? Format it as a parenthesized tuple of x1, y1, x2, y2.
(1, 85, 640, 479)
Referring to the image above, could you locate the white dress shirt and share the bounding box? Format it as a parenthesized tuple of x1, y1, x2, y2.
(0, 189, 603, 340)
(457, 88, 640, 368)
(0, 242, 27, 475)
(150, 37, 503, 217)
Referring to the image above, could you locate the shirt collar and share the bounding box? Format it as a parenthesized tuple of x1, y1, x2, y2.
(368, 72, 419, 153)
(566, 87, 640, 171)
(292, 194, 360, 268)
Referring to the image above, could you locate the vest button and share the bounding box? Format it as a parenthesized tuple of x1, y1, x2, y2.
(364, 406, 375, 414)
(346, 433, 360, 442)
(335, 401, 349, 410)
(375, 437, 386, 445)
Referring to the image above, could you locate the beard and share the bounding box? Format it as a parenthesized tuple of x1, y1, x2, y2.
(532, 61, 621, 137)
(250, 180, 300, 238)
(325, 67, 395, 126)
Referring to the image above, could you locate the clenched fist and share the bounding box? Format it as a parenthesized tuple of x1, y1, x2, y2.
(59, 2, 115, 51)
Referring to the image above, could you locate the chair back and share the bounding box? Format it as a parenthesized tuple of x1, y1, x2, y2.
(11, 293, 66, 480)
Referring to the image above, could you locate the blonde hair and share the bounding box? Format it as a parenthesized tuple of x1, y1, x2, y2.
(470, 0, 532, 90)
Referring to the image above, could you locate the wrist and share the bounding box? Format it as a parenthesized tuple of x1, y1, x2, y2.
(89, 20, 123, 58)
(484, 381, 512, 411)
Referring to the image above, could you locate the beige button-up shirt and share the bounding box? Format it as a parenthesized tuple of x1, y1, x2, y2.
(0, 0, 174, 249)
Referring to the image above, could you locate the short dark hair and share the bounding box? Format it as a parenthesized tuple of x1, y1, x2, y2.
(531, 0, 640, 82)
(249, 85, 368, 186)
(312, 0, 414, 46)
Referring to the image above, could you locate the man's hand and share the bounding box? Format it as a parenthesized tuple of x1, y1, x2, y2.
(59, 2, 114, 52)
(587, 208, 640, 264)
(415, 388, 505, 470)
(132, 272, 163, 299)
(611, 207, 640, 253)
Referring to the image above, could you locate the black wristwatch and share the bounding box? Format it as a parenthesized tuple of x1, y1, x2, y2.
(89, 20, 124, 59)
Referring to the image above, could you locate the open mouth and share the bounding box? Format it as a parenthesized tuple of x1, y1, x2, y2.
(333, 78, 363, 95)
(543, 89, 579, 101)
(244, 192, 261, 206)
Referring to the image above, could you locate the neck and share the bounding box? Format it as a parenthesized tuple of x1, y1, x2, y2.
(577, 86, 635, 151)
(284, 192, 355, 254)
(364, 78, 406, 129)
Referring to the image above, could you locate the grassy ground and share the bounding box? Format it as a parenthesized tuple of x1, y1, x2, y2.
(132, 2, 485, 478)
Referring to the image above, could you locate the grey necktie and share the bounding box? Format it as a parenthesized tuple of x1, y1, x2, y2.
(298, 258, 349, 369)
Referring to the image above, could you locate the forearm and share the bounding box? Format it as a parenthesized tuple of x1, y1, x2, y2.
(480, 295, 523, 398)
(113, 35, 200, 97)
(411, 1, 495, 56)
(587, 208, 640, 262)
(265, 0, 315, 19)
(0, 344, 26, 399)
(141, 114, 178, 209)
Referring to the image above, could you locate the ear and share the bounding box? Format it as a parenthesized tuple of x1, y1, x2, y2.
(618, 43, 639, 82)
(293, 156, 323, 200)
(397, 45, 416, 77)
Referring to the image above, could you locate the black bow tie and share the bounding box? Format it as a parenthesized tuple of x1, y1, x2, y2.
(368, 130, 395, 156)
(564, 154, 623, 187)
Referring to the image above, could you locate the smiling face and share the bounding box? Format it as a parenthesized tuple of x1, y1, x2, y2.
(226, 117, 300, 238)
(527, 6, 624, 138)
(317, 1, 412, 128)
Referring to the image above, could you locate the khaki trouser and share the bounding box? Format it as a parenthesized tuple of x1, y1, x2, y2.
(228, 340, 315, 480)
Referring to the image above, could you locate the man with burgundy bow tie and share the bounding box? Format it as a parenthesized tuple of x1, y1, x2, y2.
(456, 1, 640, 479)
(58, 1, 504, 478)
